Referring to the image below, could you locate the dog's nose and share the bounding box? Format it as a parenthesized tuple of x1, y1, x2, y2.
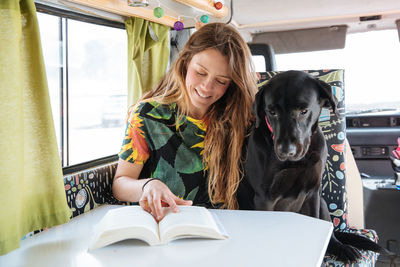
(287, 144, 297, 156)
(277, 143, 297, 158)
(288, 144, 297, 156)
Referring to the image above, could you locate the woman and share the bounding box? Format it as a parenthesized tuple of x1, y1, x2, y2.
(113, 23, 257, 221)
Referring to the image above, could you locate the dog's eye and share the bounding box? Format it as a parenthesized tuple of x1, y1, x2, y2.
(268, 110, 277, 116)
(300, 109, 308, 115)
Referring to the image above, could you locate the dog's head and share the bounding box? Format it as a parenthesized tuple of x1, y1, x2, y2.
(253, 70, 338, 161)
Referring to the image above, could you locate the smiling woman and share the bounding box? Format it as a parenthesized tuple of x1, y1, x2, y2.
(112, 22, 258, 221)
(184, 48, 231, 119)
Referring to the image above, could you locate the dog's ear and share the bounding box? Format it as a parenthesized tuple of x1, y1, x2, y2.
(316, 79, 339, 116)
(253, 85, 266, 128)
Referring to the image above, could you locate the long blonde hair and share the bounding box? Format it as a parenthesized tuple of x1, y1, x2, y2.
(143, 23, 258, 209)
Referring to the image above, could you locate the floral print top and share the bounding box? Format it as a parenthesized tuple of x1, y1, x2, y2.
(118, 99, 210, 204)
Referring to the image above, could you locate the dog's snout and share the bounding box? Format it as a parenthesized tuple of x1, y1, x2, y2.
(276, 143, 297, 159)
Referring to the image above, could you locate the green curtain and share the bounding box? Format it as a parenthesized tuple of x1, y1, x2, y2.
(0, 0, 71, 255)
(126, 17, 170, 106)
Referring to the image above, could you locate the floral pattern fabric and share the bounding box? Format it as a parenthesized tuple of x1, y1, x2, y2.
(118, 100, 210, 204)
(64, 162, 121, 217)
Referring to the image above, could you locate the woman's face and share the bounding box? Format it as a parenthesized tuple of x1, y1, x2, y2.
(185, 48, 231, 119)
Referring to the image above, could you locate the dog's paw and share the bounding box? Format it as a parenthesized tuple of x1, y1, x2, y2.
(270, 168, 307, 198)
(329, 244, 363, 263)
(307, 152, 321, 164)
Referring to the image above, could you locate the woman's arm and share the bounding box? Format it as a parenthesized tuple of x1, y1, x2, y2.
(113, 158, 147, 202)
(113, 158, 192, 221)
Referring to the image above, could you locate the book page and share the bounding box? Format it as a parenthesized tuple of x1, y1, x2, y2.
(159, 206, 228, 244)
(89, 206, 160, 250)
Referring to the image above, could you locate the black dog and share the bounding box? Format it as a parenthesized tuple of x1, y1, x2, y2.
(241, 70, 389, 262)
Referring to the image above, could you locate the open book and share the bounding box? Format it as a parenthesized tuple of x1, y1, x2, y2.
(89, 205, 228, 250)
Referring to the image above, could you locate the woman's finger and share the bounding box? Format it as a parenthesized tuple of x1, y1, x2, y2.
(139, 198, 151, 213)
(152, 194, 163, 221)
(174, 196, 193, 206)
(163, 195, 179, 213)
(146, 194, 157, 219)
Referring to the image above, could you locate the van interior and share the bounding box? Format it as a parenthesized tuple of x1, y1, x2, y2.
(2, 0, 400, 266)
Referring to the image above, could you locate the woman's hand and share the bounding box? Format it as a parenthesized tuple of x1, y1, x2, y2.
(113, 160, 192, 221)
(139, 178, 192, 221)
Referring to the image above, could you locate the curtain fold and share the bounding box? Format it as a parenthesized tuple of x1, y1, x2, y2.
(0, 0, 71, 255)
(126, 17, 170, 106)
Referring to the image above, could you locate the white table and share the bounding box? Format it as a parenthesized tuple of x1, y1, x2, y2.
(1, 205, 333, 267)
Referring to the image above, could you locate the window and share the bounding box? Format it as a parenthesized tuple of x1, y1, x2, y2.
(252, 55, 266, 72)
(37, 13, 62, 153)
(37, 11, 127, 166)
(274, 30, 400, 114)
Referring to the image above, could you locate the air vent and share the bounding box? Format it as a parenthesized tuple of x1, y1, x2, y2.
(360, 117, 390, 127)
(347, 116, 400, 127)
(362, 146, 388, 157)
(396, 117, 400, 127)
(346, 118, 360, 127)
(360, 15, 382, 21)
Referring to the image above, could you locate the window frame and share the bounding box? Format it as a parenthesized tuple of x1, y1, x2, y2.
(36, 3, 125, 168)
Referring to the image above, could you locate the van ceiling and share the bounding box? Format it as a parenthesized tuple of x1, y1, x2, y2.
(231, 0, 400, 41)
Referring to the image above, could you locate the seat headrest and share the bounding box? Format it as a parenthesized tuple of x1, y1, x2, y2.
(248, 43, 277, 71)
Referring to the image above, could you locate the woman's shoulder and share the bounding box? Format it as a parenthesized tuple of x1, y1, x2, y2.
(128, 98, 177, 119)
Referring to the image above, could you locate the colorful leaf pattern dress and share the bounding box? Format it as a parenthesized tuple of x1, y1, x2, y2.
(118, 99, 210, 205)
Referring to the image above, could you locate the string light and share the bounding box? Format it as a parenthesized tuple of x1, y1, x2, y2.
(153, 2, 185, 30)
(214, 1, 223, 10)
(200, 14, 209, 23)
(153, 6, 164, 18)
(174, 16, 184, 31)
(173, 21, 184, 31)
(152, 1, 216, 31)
